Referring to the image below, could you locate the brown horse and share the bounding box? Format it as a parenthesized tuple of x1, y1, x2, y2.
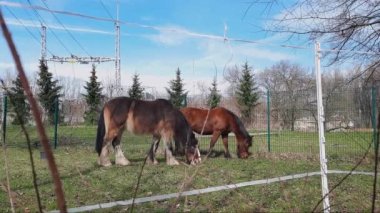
(180, 107, 252, 158)
(96, 97, 201, 166)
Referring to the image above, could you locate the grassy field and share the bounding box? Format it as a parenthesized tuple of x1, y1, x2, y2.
(0, 125, 377, 212)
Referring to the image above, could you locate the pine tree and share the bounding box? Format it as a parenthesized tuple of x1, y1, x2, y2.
(236, 61, 259, 123)
(128, 73, 144, 100)
(207, 78, 221, 108)
(166, 68, 187, 108)
(37, 60, 62, 124)
(9, 74, 30, 125)
(83, 64, 103, 125)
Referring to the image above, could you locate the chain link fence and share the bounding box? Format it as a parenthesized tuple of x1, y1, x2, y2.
(1, 86, 377, 162)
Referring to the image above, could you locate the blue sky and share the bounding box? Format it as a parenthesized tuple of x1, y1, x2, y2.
(0, 0, 314, 95)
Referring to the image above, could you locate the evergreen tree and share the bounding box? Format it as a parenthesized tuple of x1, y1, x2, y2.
(9, 74, 30, 124)
(166, 68, 187, 108)
(207, 77, 222, 108)
(37, 60, 62, 124)
(128, 73, 144, 100)
(236, 61, 259, 123)
(83, 64, 103, 125)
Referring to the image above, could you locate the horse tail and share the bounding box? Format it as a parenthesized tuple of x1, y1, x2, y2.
(95, 107, 105, 156)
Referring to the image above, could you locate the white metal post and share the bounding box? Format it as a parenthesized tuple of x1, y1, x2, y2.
(315, 41, 330, 213)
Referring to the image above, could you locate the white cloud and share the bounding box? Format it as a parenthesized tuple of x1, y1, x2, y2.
(0, 62, 15, 69)
(146, 25, 224, 46)
(5, 17, 117, 35)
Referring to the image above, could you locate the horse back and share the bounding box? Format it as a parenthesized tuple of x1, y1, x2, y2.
(104, 97, 133, 126)
(123, 98, 178, 135)
(180, 107, 233, 135)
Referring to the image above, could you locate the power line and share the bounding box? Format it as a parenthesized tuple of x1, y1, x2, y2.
(99, 0, 114, 19)
(25, 0, 72, 55)
(2, 0, 378, 55)
(39, 0, 91, 57)
(4, 6, 55, 56)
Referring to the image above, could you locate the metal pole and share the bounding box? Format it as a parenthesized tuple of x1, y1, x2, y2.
(54, 97, 58, 149)
(267, 89, 271, 152)
(41, 25, 46, 62)
(315, 41, 330, 212)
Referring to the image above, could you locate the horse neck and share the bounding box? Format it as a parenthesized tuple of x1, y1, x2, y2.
(232, 126, 247, 142)
(231, 117, 249, 142)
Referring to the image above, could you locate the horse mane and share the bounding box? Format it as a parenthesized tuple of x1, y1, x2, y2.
(224, 108, 250, 139)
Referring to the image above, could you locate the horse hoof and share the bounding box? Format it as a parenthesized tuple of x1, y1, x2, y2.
(148, 159, 159, 165)
(167, 159, 180, 166)
(224, 153, 231, 158)
(191, 158, 201, 165)
(116, 159, 131, 166)
(98, 159, 112, 167)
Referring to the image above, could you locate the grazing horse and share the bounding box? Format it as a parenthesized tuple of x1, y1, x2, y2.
(180, 107, 252, 158)
(95, 97, 201, 166)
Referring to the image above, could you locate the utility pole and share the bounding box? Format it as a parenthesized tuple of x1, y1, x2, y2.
(40, 25, 116, 64)
(41, 25, 46, 62)
(39, 1, 121, 97)
(40, 27, 116, 73)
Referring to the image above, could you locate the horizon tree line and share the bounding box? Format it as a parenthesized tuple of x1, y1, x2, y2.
(5, 59, 372, 130)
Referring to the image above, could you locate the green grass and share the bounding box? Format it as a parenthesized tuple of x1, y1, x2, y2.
(0, 125, 377, 212)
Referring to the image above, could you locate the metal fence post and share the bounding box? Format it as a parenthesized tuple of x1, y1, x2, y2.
(54, 96, 59, 149)
(372, 86, 377, 150)
(315, 41, 330, 212)
(267, 89, 271, 152)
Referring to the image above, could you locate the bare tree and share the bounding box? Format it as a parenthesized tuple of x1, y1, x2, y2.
(322, 69, 352, 131)
(223, 65, 240, 97)
(259, 60, 313, 130)
(104, 77, 118, 100)
(57, 76, 83, 100)
(256, 0, 380, 78)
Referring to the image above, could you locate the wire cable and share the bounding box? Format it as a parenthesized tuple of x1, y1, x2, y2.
(4, 6, 55, 56)
(99, 0, 114, 20)
(26, 0, 72, 55)
(3, 0, 377, 55)
(39, 0, 91, 57)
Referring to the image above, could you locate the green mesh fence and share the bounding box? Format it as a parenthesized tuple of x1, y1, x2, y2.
(1, 86, 377, 162)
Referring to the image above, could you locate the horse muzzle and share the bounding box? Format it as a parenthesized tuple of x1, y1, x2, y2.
(238, 151, 251, 159)
(187, 147, 201, 165)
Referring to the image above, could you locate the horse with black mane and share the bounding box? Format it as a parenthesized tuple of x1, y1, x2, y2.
(96, 97, 201, 166)
(180, 107, 252, 158)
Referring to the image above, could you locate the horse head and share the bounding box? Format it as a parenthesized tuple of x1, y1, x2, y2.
(173, 110, 201, 165)
(185, 131, 201, 165)
(237, 135, 252, 159)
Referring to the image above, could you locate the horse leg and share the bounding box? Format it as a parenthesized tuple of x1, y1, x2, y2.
(148, 135, 160, 165)
(163, 137, 179, 165)
(114, 129, 131, 166)
(221, 133, 231, 158)
(208, 131, 221, 156)
(98, 136, 113, 167)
